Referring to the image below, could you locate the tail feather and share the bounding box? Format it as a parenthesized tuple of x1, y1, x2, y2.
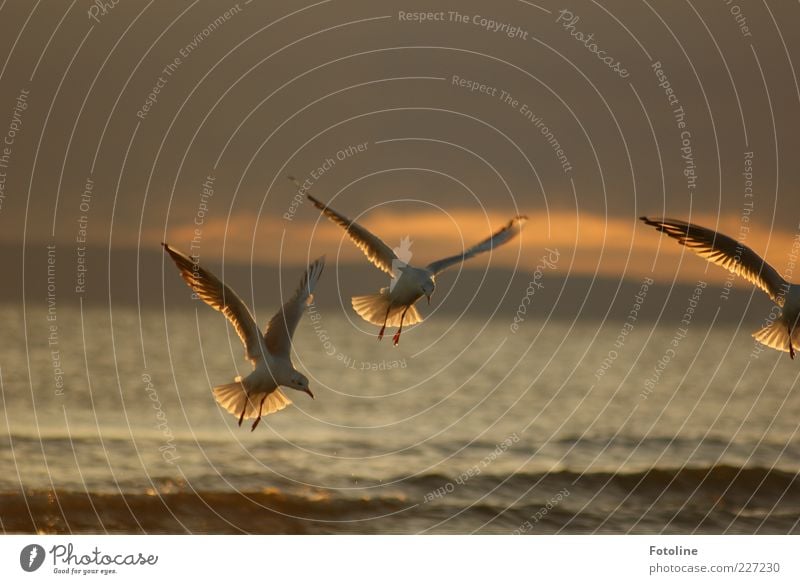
(752, 319, 800, 353)
(351, 293, 423, 328)
(212, 379, 292, 420)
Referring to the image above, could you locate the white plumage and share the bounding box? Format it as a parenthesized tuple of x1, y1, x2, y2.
(163, 243, 325, 429)
(641, 217, 800, 358)
(297, 179, 527, 345)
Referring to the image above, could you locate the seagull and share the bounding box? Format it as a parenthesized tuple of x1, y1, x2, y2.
(293, 178, 527, 345)
(163, 243, 325, 429)
(641, 217, 799, 358)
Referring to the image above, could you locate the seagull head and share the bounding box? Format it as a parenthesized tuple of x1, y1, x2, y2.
(289, 372, 314, 399)
(422, 280, 435, 305)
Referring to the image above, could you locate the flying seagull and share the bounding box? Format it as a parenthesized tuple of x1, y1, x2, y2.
(641, 217, 798, 358)
(163, 243, 325, 429)
(293, 178, 527, 345)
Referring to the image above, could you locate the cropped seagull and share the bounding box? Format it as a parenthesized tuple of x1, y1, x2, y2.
(641, 217, 799, 358)
(163, 243, 325, 429)
(292, 178, 527, 345)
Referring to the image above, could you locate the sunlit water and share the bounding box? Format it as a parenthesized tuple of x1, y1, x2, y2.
(1, 303, 799, 533)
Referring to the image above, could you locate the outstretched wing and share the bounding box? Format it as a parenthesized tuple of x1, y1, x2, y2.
(162, 243, 264, 360)
(295, 179, 397, 275)
(425, 215, 528, 275)
(640, 217, 788, 304)
(264, 256, 326, 358)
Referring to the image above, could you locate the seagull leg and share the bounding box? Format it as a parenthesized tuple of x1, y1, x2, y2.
(393, 306, 410, 346)
(789, 324, 795, 360)
(238, 397, 247, 427)
(251, 395, 267, 431)
(377, 306, 391, 341)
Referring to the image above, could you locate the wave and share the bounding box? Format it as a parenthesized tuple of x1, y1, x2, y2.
(5, 431, 799, 452)
(2, 465, 798, 534)
(0, 488, 412, 534)
(396, 464, 800, 494)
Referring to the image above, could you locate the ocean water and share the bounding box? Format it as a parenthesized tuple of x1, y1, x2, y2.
(1, 302, 799, 534)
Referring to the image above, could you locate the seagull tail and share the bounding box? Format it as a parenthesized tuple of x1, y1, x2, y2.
(351, 293, 423, 328)
(212, 378, 292, 421)
(751, 319, 800, 354)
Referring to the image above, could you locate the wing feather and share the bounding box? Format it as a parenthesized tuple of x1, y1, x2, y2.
(640, 217, 788, 304)
(302, 188, 397, 275)
(426, 215, 528, 275)
(264, 256, 326, 358)
(162, 243, 264, 360)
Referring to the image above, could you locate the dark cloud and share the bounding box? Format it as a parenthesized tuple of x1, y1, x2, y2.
(0, 0, 797, 286)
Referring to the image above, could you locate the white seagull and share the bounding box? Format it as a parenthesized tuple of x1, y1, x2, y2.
(641, 217, 799, 358)
(163, 243, 325, 429)
(295, 180, 527, 345)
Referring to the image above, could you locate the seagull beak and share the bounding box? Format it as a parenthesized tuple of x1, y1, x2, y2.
(426, 294, 431, 305)
(304, 387, 315, 399)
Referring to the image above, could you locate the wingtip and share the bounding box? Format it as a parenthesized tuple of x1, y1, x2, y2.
(508, 215, 528, 232)
(307, 255, 326, 280)
(306, 192, 324, 207)
(288, 175, 327, 208)
(640, 216, 660, 227)
(312, 254, 327, 270)
(287, 175, 305, 192)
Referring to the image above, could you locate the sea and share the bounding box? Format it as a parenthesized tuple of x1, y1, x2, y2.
(1, 302, 799, 534)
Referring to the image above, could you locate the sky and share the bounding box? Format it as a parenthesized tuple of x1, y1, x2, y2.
(0, 0, 799, 296)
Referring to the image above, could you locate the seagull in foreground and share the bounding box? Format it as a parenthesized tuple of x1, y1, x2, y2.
(163, 243, 325, 429)
(641, 217, 799, 359)
(293, 178, 527, 345)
